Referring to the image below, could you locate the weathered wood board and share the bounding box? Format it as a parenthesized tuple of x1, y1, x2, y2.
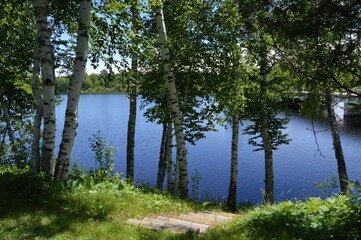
(126, 211, 237, 234)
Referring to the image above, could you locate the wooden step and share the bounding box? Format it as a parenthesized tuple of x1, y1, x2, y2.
(126, 218, 198, 234)
(126, 211, 237, 234)
(166, 213, 227, 226)
(203, 210, 238, 218)
(156, 216, 209, 233)
(187, 212, 230, 225)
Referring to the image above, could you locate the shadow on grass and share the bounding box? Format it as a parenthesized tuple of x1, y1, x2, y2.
(0, 169, 105, 238)
(0, 169, 246, 240)
(0, 210, 81, 239)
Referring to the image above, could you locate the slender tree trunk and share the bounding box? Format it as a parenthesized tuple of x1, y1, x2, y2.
(0, 101, 19, 165)
(126, 0, 139, 183)
(259, 42, 274, 204)
(325, 88, 349, 194)
(166, 123, 174, 193)
(155, 5, 188, 199)
(126, 54, 137, 182)
(174, 150, 180, 195)
(54, 0, 91, 180)
(227, 114, 240, 212)
(261, 114, 274, 204)
(260, 74, 274, 204)
(31, 37, 43, 173)
(0, 128, 7, 158)
(34, 0, 56, 175)
(156, 124, 168, 189)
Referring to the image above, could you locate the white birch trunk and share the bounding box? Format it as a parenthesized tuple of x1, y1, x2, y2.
(155, 6, 189, 198)
(54, 0, 91, 180)
(34, 0, 56, 175)
(31, 37, 43, 173)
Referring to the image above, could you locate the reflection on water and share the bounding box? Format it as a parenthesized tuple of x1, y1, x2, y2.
(56, 94, 361, 203)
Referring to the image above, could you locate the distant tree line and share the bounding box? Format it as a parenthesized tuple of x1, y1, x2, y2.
(56, 70, 125, 94)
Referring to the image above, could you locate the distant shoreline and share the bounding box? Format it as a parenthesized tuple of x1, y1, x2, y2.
(58, 91, 126, 95)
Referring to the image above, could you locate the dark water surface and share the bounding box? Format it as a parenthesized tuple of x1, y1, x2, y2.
(56, 94, 361, 204)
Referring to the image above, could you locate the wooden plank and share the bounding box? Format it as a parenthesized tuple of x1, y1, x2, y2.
(156, 216, 210, 229)
(203, 211, 238, 218)
(156, 216, 209, 233)
(185, 212, 230, 225)
(171, 213, 227, 225)
(126, 218, 197, 234)
(198, 212, 233, 220)
(165, 214, 214, 226)
(126, 211, 236, 235)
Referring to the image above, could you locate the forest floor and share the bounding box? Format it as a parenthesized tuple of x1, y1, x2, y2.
(0, 166, 360, 240)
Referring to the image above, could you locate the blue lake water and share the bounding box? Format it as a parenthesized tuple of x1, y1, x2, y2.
(56, 94, 361, 204)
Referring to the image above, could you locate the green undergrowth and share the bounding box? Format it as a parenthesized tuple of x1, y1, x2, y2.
(1, 166, 360, 240)
(204, 195, 361, 240)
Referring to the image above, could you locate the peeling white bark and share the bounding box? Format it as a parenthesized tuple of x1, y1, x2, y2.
(54, 0, 91, 180)
(34, 0, 56, 175)
(31, 37, 43, 173)
(155, 6, 189, 198)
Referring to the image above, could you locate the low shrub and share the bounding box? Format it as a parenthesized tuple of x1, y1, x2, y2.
(239, 195, 361, 240)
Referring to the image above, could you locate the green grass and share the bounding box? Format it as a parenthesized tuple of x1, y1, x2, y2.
(0, 166, 360, 240)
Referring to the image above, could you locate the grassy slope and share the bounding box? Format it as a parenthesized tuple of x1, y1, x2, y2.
(0, 167, 360, 240)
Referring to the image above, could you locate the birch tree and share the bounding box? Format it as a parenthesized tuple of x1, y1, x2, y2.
(54, 0, 92, 180)
(227, 114, 240, 211)
(206, 0, 247, 211)
(32, 36, 43, 173)
(145, 0, 220, 195)
(325, 88, 349, 194)
(242, 39, 291, 205)
(126, 0, 140, 183)
(34, 0, 56, 175)
(236, 0, 291, 204)
(138, 0, 219, 196)
(154, 2, 189, 198)
(126, 55, 138, 182)
(259, 45, 274, 204)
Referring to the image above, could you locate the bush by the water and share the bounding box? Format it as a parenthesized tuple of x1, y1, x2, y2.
(237, 196, 361, 240)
